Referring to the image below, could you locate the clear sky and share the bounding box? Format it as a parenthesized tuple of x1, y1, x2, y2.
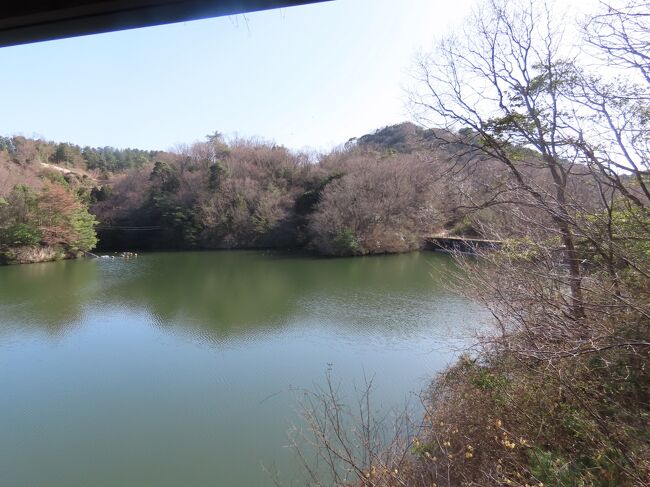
(0, 0, 484, 152)
(1, 0, 597, 154)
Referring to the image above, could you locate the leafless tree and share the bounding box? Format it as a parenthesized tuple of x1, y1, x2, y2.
(409, 0, 597, 318)
(310, 153, 438, 255)
(287, 370, 422, 487)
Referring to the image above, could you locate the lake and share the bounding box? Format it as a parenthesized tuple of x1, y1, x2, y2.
(0, 250, 483, 486)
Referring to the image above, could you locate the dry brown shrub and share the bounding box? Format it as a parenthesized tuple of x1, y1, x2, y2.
(309, 153, 438, 255)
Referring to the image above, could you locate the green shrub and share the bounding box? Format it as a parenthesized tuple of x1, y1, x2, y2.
(470, 367, 510, 391)
(1, 223, 42, 246)
(70, 208, 98, 252)
(527, 448, 582, 487)
(332, 228, 362, 256)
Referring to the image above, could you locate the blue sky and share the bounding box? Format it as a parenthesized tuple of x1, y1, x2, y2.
(0, 0, 477, 151)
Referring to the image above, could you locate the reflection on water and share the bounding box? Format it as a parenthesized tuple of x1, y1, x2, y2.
(0, 250, 484, 487)
(0, 258, 99, 336)
(1, 251, 469, 340)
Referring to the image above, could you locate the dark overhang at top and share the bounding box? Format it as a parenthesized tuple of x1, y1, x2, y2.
(0, 0, 329, 48)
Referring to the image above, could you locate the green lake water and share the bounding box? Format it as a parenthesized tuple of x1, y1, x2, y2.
(0, 250, 484, 486)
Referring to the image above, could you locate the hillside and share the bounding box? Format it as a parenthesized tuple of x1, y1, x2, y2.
(0, 124, 602, 260)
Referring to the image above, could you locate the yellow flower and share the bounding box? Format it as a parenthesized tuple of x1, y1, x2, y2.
(505, 441, 516, 449)
(495, 419, 502, 428)
(465, 451, 474, 459)
(443, 440, 451, 447)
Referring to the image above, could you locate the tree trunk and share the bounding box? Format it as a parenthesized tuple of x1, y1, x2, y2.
(558, 220, 586, 320)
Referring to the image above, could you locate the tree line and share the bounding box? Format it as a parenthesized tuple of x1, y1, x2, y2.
(91, 125, 585, 255)
(91, 130, 450, 254)
(0, 119, 617, 263)
(0, 135, 158, 174)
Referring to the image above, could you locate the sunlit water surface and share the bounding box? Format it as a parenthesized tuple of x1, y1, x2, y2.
(0, 250, 485, 486)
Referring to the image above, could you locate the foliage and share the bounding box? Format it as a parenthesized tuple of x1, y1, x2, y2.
(411, 343, 650, 487)
(2, 223, 42, 246)
(0, 182, 98, 262)
(82, 146, 156, 172)
(294, 172, 344, 216)
(331, 228, 362, 256)
(90, 185, 112, 203)
(149, 161, 181, 193)
(208, 160, 227, 190)
(0, 134, 157, 172)
(69, 208, 98, 252)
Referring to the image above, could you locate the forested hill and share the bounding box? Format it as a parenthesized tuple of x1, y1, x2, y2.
(0, 136, 159, 173)
(353, 122, 442, 153)
(88, 125, 529, 254)
(0, 124, 602, 262)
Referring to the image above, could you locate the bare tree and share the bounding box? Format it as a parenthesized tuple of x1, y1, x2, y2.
(566, 1, 650, 208)
(288, 370, 421, 487)
(409, 0, 595, 318)
(584, 1, 650, 83)
(310, 152, 438, 255)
